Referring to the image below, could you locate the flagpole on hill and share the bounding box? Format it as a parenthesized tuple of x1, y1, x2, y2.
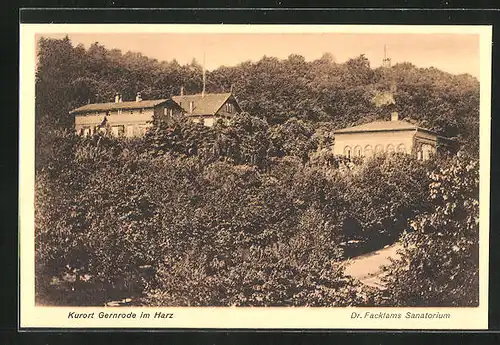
(202, 50, 206, 98)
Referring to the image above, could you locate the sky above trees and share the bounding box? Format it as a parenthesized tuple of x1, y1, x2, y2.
(38, 32, 480, 77)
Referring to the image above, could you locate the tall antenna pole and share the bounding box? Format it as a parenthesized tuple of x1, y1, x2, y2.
(202, 50, 206, 98)
(382, 44, 391, 68)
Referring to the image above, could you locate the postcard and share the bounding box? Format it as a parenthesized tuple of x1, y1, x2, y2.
(19, 23, 491, 329)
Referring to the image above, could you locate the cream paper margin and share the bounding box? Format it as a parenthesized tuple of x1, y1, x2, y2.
(19, 23, 492, 329)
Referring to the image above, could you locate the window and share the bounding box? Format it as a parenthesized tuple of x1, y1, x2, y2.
(83, 127, 90, 137)
(375, 144, 384, 156)
(344, 146, 352, 158)
(386, 144, 395, 154)
(354, 146, 362, 157)
(164, 107, 174, 118)
(127, 125, 135, 137)
(111, 125, 125, 137)
(138, 126, 148, 136)
(189, 101, 194, 113)
(225, 103, 233, 113)
(422, 144, 433, 160)
(169, 109, 173, 117)
(397, 144, 406, 153)
(364, 145, 373, 158)
(204, 117, 215, 127)
(118, 109, 122, 115)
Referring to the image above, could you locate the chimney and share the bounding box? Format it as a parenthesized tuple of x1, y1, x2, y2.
(391, 111, 399, 121)
(135, 92, 142, 102)
(180, 86, 184, 96)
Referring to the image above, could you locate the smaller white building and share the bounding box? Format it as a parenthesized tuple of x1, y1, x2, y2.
(333, 112, 441, 161)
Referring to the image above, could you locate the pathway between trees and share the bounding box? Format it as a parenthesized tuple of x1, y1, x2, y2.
(343, 242, 403, 289)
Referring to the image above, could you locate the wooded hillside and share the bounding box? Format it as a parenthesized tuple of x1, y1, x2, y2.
(34, 36, 480, 308)
(36, 36, 480, 152)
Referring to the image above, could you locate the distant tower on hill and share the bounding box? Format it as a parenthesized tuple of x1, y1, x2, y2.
(382, 44, 392, 68)
(202, 51, 206, 98)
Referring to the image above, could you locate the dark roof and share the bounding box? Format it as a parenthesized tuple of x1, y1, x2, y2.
(171, 93, 238, 116)
(70, 99, 171, 114)
(334, 119, 436, 134)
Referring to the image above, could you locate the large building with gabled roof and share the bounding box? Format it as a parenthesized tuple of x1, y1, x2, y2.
(71, 90, 242, 137)
(171, 92, 242, 127)
(71, 92, 184, 137)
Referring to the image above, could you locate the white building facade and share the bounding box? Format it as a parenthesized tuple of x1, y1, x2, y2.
(333, 112, 439, 161)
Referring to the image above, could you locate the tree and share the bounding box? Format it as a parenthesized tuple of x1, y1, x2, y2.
(378, 152, 479, 306)
(35, 37, 479, 156)
(268, 117, 317, 162)
(214, 112, 271, 168)
(343, 154, 433, 246)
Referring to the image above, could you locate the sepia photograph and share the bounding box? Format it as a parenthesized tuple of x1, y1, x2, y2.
(19, 24, 491, 329)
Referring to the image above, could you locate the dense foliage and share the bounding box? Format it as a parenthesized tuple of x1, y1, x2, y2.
(35, 115, 456, 306)
(33, 37, 480, 307)
(374, 153, 480, 306)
